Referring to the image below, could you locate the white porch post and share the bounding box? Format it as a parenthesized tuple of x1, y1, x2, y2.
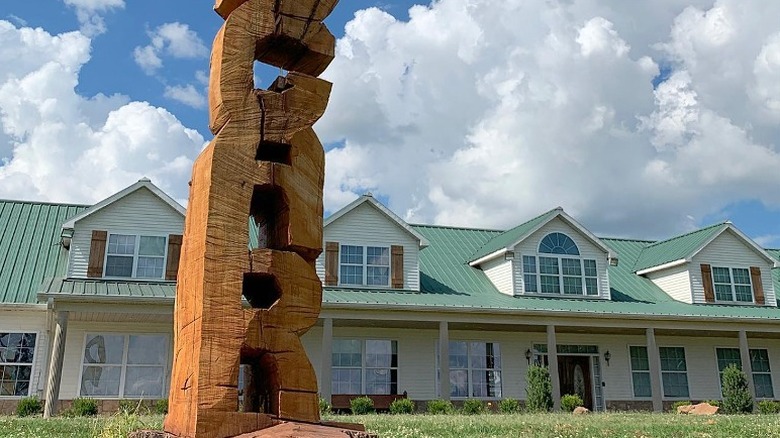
(439, 321, 449, 401)
(320, 318, 333, 404)
(738, 330, 757, 407)
(646, 328, 663, 412)
(43, 311, 69, 419)
(547, 325, 560, 411)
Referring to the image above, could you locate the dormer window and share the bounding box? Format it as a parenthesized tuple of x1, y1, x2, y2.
(105, 234, 166, 279)
(340, 245, 390, 287)
(712, 267, 753, 303)
(523, 233, 598, 296)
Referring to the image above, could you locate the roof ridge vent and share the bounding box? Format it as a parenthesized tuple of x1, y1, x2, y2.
(138, 177, 151, 182)
(363, 191, 373, 197)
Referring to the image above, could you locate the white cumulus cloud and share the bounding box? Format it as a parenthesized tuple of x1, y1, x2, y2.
(134, 22, 208, 75)
(0, 20, 203, 204)
(62, 0, 124, 36)
(164, 84, 206, 109)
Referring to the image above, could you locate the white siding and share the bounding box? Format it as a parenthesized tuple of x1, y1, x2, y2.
(513, 218, 611, 299)
(316, 202, 420, 291)
(59, 321, 173, 399)
(481, 258, 514, 296)
(646, 264, 693, 303)
(67, 188, 184, 279)
(0, 308, 49, 399)
(690, 230, 777, 306)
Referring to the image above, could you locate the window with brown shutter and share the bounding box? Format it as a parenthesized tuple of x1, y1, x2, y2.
(165, 234, 183, 281)
(700, 263, 715, 303)
(325, 242, 339, 286)
(391, 245, 404, 289)
(750, 266, 765, 305)
(87, 230, 108, 278)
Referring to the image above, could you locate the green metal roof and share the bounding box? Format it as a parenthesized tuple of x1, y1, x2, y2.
(633, 222, 727, 272)
(322, 225, 780, 320)
(0, 200, 88, 304)
(469, 208, 560, 262)
(39, 277, 175, 301)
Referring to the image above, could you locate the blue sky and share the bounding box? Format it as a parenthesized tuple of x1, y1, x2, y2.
(2, 0, 780, 246)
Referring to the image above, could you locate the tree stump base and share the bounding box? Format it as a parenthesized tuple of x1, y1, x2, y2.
(129, 421, 376, 438)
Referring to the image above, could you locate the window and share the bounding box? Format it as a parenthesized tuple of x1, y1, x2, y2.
(659, 347, 689, 398)
(332, 339, 397, 395)
(105, 234, 167, 279)
(339, 245, 390, 286)
(715, 348, 774, 398)
(80, 334, 169, 398)
(0, 333, 36, 396)
(440, 342, 501, 398)
(629, 346, 652, 398)
(522, 233, 599, 296)
(711, 267, 753, 302)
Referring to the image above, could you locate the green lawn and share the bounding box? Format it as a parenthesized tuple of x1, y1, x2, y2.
(2, 413, 780, 438)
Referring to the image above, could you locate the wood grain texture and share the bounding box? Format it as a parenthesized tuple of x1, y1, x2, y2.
(87, 230, 107, 278)
(163, 0, 338, 436)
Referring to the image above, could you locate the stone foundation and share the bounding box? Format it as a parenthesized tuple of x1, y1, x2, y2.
(605, 400, 655, 411)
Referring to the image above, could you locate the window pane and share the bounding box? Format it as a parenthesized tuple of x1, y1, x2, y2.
(750, 349, 771, 373)
(0, 365, 33, 396)
(366, 340, 396, 368)
(585, 278, 598, 295)
(81, 365, 122, 396)
(754, 374, 774, 398)
(712, 267, 731, 284)
(662, 372, 689, 398)
(366, 368, 395, 395)
(540, 275, 560, 293)
(105, 256, 133, 277)
(524, 274, 537, 293)
(561, 259, 581, 276)
(449, 369, 468, 398)
(366, 267, 389, 286)
(108, 234, 136, 255)
(333, 340, 362, 367)
(332, 368, 361, 394)
(127, 335, 168, 365)
(449, 342, 468, 368)
(137, 257, 164, 279)
(563, 276, 582, 295)
(659, 347, 687, 371)
(471, 370, 501, 397)
(632, 372, 651, 397)
(523, 256, 536, 274)
(139, 236, 166, 256)
(716, 348, 741, 372)
(714, 284, 732, 301)
(732, 268, 751, 285)
(340, 265, 363, 285)
(366, 247, 389, 266)
(83, 335, 125, 364)
(539, 257, 559, 275)
(735, 285, 753, 302)
(539, 233, 580, 255)
(340, 245, 363, 264)
(124, 366, 165, 397)
(583, 259, 597, 277)
(630, 346, 649, 371)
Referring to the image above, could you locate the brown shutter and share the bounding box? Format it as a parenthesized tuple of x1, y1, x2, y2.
(325, 242, 339, 286)
(391, 245, 404, 289)
(701, 263, 715, 303)
(87, 230, 108, 278)
(750, 266, 765, 305)
(165, 234, 183, 281)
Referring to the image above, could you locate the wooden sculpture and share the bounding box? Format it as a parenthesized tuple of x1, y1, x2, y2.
(154, 1, 369, 437)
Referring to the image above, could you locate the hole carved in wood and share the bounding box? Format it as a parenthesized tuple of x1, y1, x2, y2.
(163, 1, 337, 437)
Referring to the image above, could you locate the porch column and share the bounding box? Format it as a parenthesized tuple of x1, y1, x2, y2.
(738, 330, 757, 406)
(546, 325, 560, 411)
(646, 328, 663, 412)
(320, 318, 333, 404)
(439, 321, 449, 401)
(43, 311, 69, 418)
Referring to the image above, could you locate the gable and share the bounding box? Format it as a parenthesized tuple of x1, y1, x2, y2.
(516, 217, 609, 259)
(693, 229, 775, 269)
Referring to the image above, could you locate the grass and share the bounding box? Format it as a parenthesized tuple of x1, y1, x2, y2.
(2, 413, 780, 437)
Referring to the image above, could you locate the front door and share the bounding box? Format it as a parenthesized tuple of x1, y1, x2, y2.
(558, 355, 592, 410)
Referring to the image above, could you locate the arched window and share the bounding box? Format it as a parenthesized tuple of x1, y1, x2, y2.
(539, 232, 580, 255)
(523, 233, 598, 296)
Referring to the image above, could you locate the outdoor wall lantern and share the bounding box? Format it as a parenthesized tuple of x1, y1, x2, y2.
(604, 350, 611, 366)
(504, 251, 515, 261)
(525, 348, 533, 365)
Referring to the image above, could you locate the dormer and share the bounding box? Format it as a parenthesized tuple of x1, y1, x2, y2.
(316, 194, 429, 291)
(62, 178, 186, 281)
(469, 208, 616, 299)
(635, 222, 780, 306)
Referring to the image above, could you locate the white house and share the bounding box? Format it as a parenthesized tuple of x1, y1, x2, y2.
(1, 179, 780, 415)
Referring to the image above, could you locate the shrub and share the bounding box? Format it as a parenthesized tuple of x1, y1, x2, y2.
(16, 396, 43, 417)
(672, 400, 692, 412)
(154, 399, 169, 415)
(350, 396, 374, 415)
(758, 400, 780, 414)
(561, 394, 584, 412)
(498, 398, 521, 414)
(526, 365, 553, 413)
(721, 364, 753, 414)
(389, 398, 415, 414)
(461, 399, 485, 415)
(426, 399, 454, 414)
(71, 397, 99, 417)
(319, 397, 331, 415)
(703, 399, 720, 407)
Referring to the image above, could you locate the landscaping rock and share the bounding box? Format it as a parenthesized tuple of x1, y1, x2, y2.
(573, 406, 590, 414)
(677, 403, 719, 415)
